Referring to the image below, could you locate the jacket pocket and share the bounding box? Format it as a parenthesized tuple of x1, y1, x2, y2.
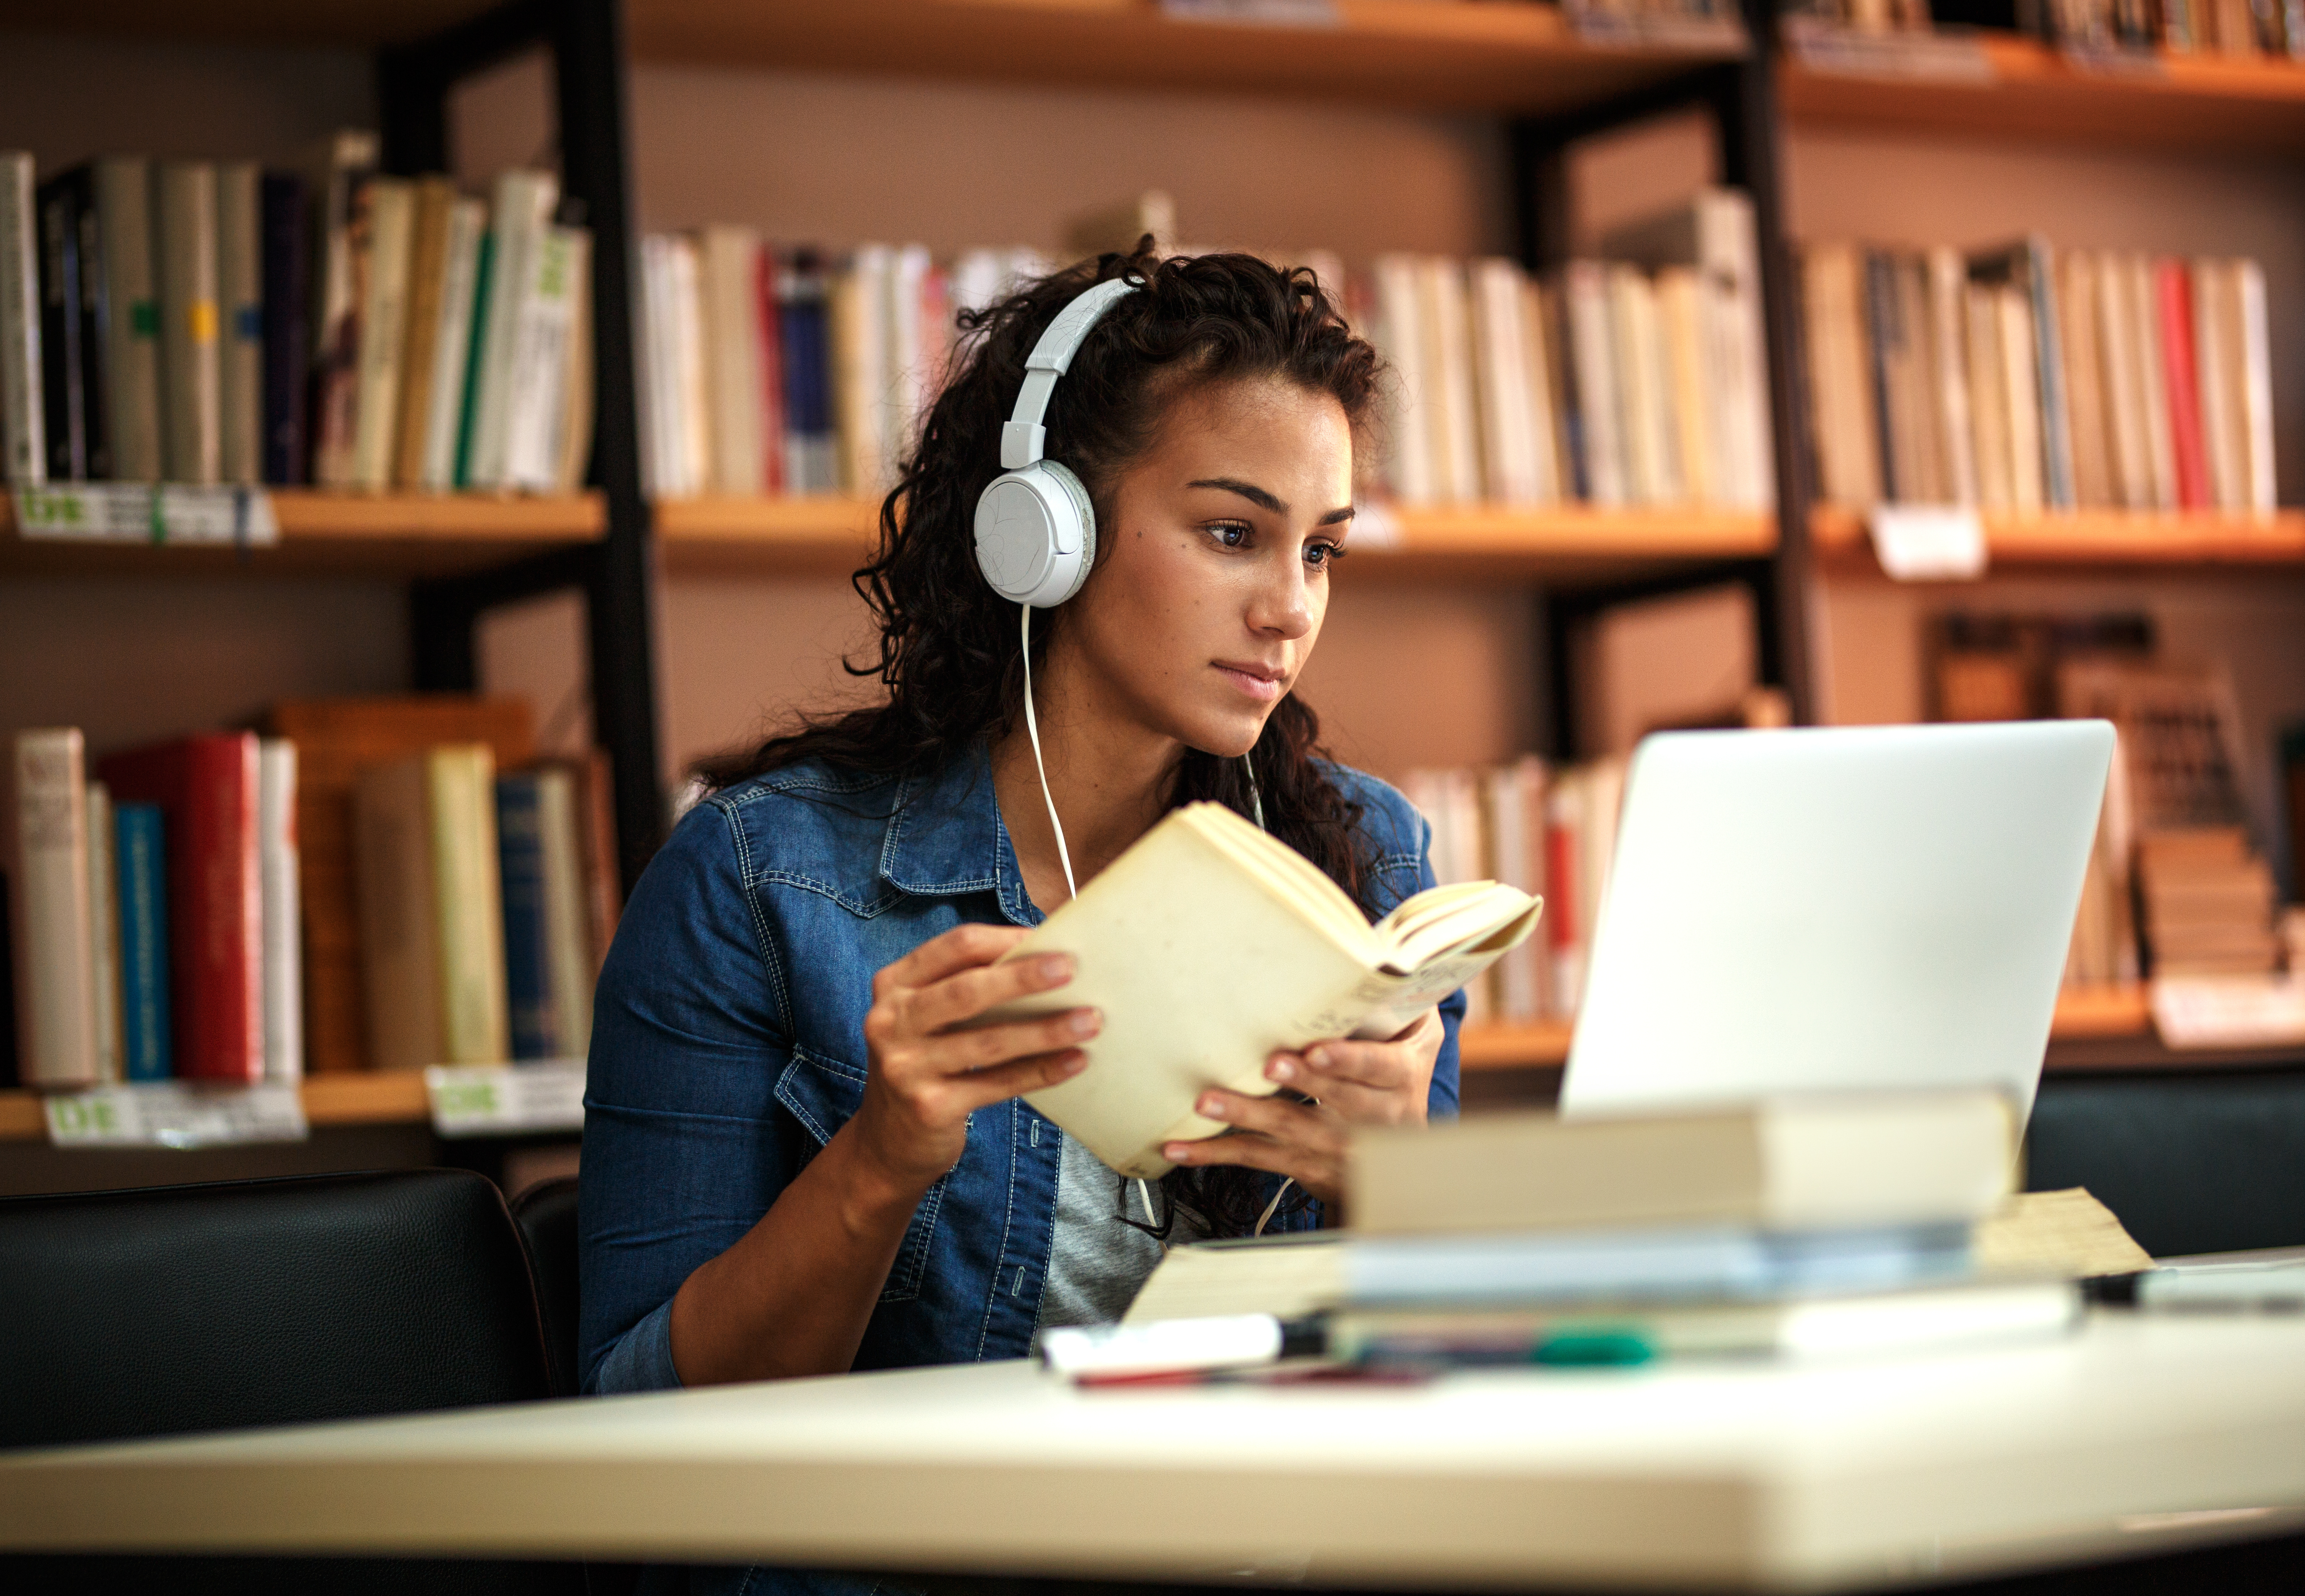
(774, 1045, 945, 1304)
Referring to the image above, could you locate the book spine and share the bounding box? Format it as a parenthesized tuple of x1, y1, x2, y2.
(554, 228, 594, 492)
(114, 801, 172, 1081)
(496, 772, 557, 1060)
(420, 197, 485, 490)
(349, 177, 415, 490)
(10, 729, 98, 1086)
(95, 157, 162, 481)
(2236, 258, 2277, 517)
(0, 151, 46, 487)
(259, 172, 309, 485)
(536, 767, 593, 1059)
(354, 757, 443, 1074)
(754, 239, 787, 495)
(84, 780, 121, 1082)
(258, 739, 302, 1082)
(468, 170, 557, 489)
(2156, 259, 2211, 511)
(215, 162, 262, 486)
(392, 177, 453, 490)
(430, 747, 509, 1064)
(35, 177, 84, 481)
(64, 170, 111, 480)
(155, 160, 222, 486)
(309, 135, 378, 489)
(502, 224, 579, 490)
(704, 225, 766, 495)
(453, 229, 495, 488)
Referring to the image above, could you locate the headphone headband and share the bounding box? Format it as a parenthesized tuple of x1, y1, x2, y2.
(1000, 276, 1140, 470)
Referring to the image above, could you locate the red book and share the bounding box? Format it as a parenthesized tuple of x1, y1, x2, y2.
(98, 734, 263, 1082)
(2156, 260, 2211, 512)
(754, 241, 786, 496)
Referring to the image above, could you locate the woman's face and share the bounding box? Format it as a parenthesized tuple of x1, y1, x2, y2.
(1059, 374, 1355, 759)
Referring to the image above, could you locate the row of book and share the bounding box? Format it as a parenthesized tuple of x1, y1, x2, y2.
(1359, 191, 1774, 511)
(2022, 0, 2305, 58)
(3, 701, 621, 1091)
(1399, 757, 1626, 1026)
(637, 232, 1049, 500)
(1802, 238, 2277, 516)
(0, 138, 593, 494)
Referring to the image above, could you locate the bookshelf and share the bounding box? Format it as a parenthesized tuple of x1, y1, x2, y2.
(1780, 35, 2305, 153)
(1809, 505, 2305, 571)
(0, 491, 605, 577)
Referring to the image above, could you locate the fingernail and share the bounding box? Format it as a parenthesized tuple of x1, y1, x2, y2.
(1163, 1143, 1192, 1162)
(1039, 956, 1072, 983)
(1199, 1095, 1226, 1120)
(1307, 1047, 1332, 1070)
(1069, 1008, 1101, 1037)
(1267, 1058, 1295, 1083)
(1059, 1052, 1088, 1074)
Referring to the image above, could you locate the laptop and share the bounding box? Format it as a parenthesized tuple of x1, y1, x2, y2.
(1559, 719, 2116, 1125)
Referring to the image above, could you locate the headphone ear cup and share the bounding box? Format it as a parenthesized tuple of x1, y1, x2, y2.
(1039, 461, 1096, 606)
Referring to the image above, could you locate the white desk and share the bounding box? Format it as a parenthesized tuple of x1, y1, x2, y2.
(3, 1313, 2303, 1591)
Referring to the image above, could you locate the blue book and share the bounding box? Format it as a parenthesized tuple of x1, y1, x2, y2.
(113, 802, 172, 1081)
(496, 773, 557, 1060)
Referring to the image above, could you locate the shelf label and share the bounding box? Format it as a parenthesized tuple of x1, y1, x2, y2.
(12, 484, 279, 547)
(1160, 0, 1339, 26)
(426, 1060, 587, 1138)
(1869, 505, 1987, 581)
(1570, 6, 1747, 54)
(2151, 976, 2305, 1050)
(1783, 19, 1992, 82)
(44, 1081, 309, 1149)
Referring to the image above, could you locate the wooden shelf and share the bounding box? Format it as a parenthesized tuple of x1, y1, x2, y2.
(623, 0, 1743, 114)
(1782, 34, 2305, 153)
(0, 0, 502, 49)
(657, 494, 1774, 581)
(1458, 984, 2156, 1071)
(1811, 504, 2305, 571)
(0, 490, 605, 578)
(0, 1070, 435, 1144)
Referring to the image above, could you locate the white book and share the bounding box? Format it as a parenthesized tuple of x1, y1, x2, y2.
(1609, 266, 1677, 506)
(1422, 258, 1480, 504)
(215, 162, 262, 486)
(1803, 245, 1878, 509)
(667, 234, 711, 497)
(1517, 276, 1564, 505)
(258, 739, 303, 1083)
(0, 150, 45, 486)
(2192, 259, 2242, 513)
(1468, 259, 1537, 505)
(1483, 759, 1548, 1023)
(2128, 254, 2178, 511)
(7, 729, 99, 1087)
(887, 242, 934, 478)
(349, 177, 415, 490)
(635, 235, 677, 498)
(834, 244, 891, 495)
(1964, 284, 2011, 514)
(700, 224, 766, 496)
(1563, 261, 1625, 507)
(2236, 257, 2277, 517)
(502, 223, 582, 491)
(2093, 249, 2152, 512)
(84, 780, 121, 1083)
(1654, 266, 1713, 505)
(1369, 255, 1431, 505)
(466, 168, 558, 489)
(988, 802, 1541, 1179)
(418, 197, 486, 490)
(1926, 248, 1978, 507)
(1999, 285, 2044, 516)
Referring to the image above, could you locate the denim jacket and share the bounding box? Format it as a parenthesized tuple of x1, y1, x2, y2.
(577, 740, 1463, 1399)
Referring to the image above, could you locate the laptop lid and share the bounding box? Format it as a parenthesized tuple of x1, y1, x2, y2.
(1559, 720, 2115, 1125)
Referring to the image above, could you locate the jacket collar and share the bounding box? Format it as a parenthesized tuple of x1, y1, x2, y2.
(879, 741, 1042, 926)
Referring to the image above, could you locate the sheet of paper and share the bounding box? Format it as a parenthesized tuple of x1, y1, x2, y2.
(1870, 505, 1987, 581)
(1975, 1187, 2153, 1279)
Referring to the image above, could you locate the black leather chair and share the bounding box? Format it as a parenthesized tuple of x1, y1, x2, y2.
(0, 1167, 585, 1596)
(2027, 1069, 2305, 1258)
(511, 1175, 584, 1399)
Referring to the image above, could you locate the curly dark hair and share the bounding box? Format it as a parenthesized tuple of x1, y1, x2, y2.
(695, 244, 1387, 1234)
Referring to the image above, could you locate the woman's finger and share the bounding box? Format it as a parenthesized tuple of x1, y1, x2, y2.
(1283, 1038, 1414, 1093)
(911, 1007, 1102, 1078)
(1263, 1073, 1418, 1126)
(905, 951, 1076, 1034)
(878, 922, 1032, 995)
(943, 1047, 1092, 1113)
(1193, 1089, 1345, 1148)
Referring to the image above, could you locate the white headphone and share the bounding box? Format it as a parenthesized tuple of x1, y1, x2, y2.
(973, 276, 1140, 608)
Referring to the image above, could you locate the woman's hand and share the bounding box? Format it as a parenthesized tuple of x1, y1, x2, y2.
(1159, 1006, 1444, 1212)
(849, 923, 1099, 1195)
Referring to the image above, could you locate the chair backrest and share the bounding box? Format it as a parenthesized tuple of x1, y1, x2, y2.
(510, 1175, 582, 1399)
(0, 1167, 554, 1447)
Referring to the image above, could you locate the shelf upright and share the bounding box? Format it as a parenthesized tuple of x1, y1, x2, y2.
(1506, 0, 1814, 755)
(378, 0, 666, 896)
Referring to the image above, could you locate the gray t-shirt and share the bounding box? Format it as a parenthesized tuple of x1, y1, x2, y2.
(1033, 1130, 1207, 1330)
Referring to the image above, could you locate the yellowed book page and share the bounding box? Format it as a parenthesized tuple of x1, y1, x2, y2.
(1121, 1235, 1349, 1325)
(1975, 1187, 2153, 1278)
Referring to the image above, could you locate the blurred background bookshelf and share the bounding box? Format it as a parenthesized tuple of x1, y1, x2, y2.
(5, 0, 2304, 1191)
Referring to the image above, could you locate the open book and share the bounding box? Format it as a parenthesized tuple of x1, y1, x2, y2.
(990, 801, 1542, 1179)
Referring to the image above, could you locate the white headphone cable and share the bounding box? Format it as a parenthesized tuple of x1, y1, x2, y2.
(1020, 602, 1078, 902)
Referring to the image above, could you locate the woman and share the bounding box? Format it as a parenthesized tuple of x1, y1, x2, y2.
(579, 249, 1462, 1409)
